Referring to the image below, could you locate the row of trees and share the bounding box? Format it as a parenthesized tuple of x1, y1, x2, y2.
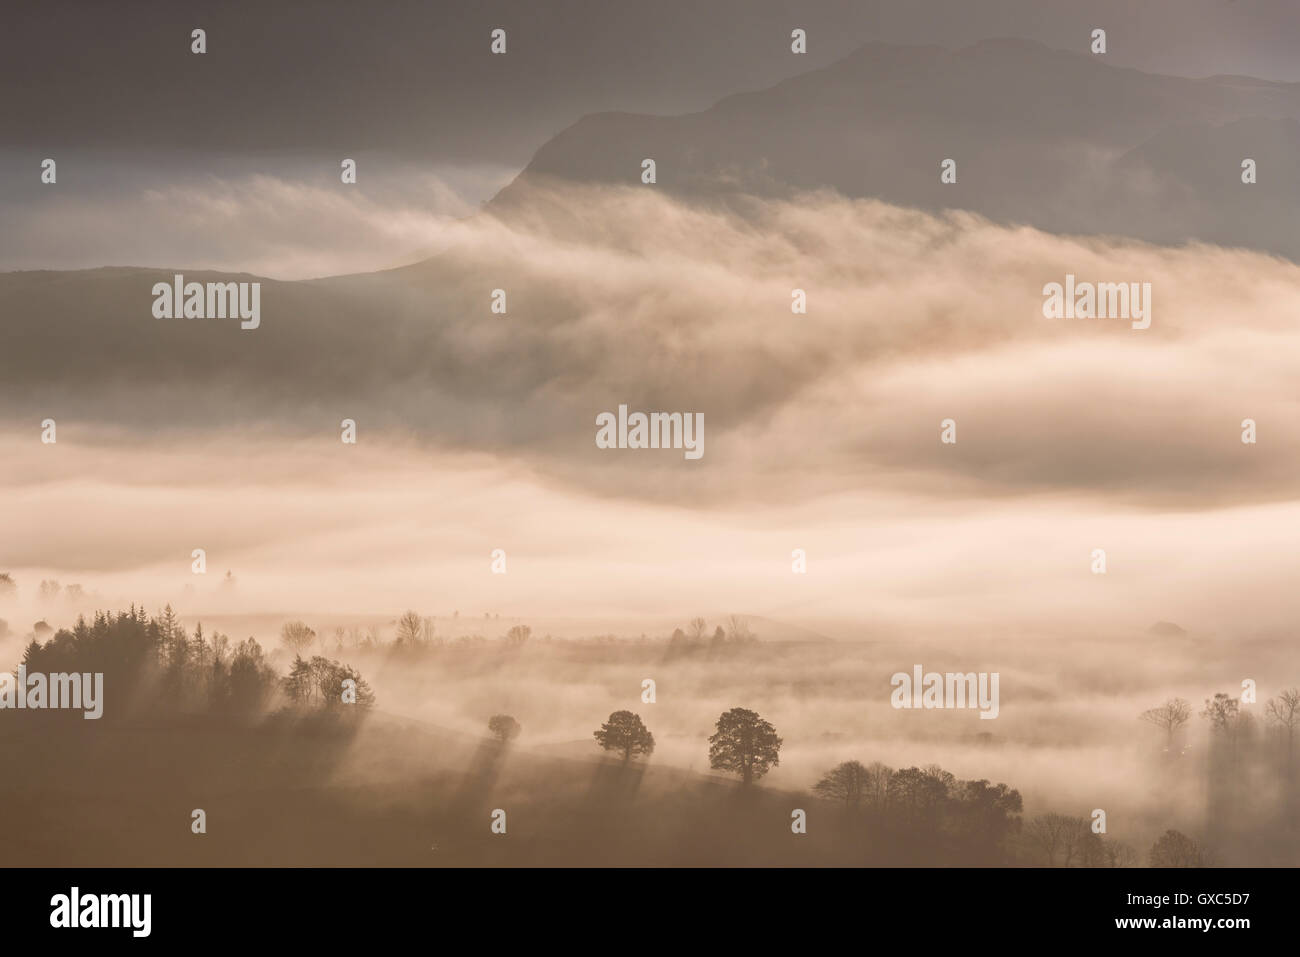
(277, 614, 533, 657)
(667, 616, 759, 656)
(0, 574, 90, 604)
(589, 707, 782, 785)
(272, 612, 758, 658)
(13, 606, 375, 717)
(480, 704, 1209, 866)
(1140, 690, 1300, 763)
(1140, 689, 1299, 862)
(811, 759, 1024, 864)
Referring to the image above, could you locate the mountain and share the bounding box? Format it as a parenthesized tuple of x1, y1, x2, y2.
(492, 38, 1300, 259)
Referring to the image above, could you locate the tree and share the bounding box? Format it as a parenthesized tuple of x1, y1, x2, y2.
(1265, 688, 1300, 774)
(284, 655, 315, 704)
(708, 707, 781, 785)
(593, 710, 655, 763)
(284, 654, 374, 709)
(395, 610, 423, 647)
(726, 615, 754, 644)
(862, 761, 894, 810)
(1149, 829, 1206, 867)
(1027, 813, 1077, 866)
(505, 625, 531, 645)
(19, 638, 41, 671)
(687, 617, 707, 641)
(280, 620, 316, 655)
(1062, 820, 1104, 867)
(950, 779, 1023, 861)
(316, 658, 375, 709)
(1100, 839, 1138, 867)
(812, 760, 871, 808)
(1202, 692, 1243, 764)
(886, 766, 949, 828)
(225, 637, 276, 714)
(1202, 693, 1240, 732)
(488, 714, 521, 743)
(1140, 698, 1192, 749)
(0, 572, 16, 597)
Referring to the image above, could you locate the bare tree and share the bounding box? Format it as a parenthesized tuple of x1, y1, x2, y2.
(1061, 819, 1104, 867)
(687, 616, 708, 641)
(1265, 688, 1300, 774)
(1140, 698, 1192, 749)
(1202, 692, 1243, 763)
(1100, 839, 1138, 867)
(1149, 829, 1206, 867)
(1027, 813, 1076, 866)
(863, 761, 895, 811)
(279, 620, 316, 655)
(395, 610, 423, 647)
(725, 615, 754, 644)
(812, 760, 871, 808)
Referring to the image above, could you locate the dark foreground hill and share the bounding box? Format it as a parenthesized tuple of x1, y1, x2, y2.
(0, 711, 878, 866)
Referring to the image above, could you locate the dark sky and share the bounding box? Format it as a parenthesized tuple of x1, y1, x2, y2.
(4, 0, 1299, 168)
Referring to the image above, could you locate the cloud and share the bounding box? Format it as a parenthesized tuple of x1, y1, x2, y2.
(3, 182, 1300, 627)
(8, 181, 1299, 509)
(0, 153, 515, 278)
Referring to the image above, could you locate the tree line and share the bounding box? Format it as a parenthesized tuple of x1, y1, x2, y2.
(485, 703, 1214, 866)
(13, 605, 375, 717)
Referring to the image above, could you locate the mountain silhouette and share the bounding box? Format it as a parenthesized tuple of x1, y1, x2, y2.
(493, 38, 1300, 259)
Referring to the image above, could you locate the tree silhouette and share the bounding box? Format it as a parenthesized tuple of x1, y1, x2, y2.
(593, 710, 655, 763)
(812, 760, 871, 807)
(860, 761, 895, 810)
(395, 610, 423, 647)
(284, 653, 374, 709)
(949, 779, 1023, 862)
(725, 615, 755, 644)
(489, 714, 521, 743)
(1266, 688, 1300, 778)
(1027, 813, 1078, 866)
(1140, 697, 1192, 750)
(280, 620, 316, 655)
(886, 766, 949, 829)
(284, 655, 315, 703)
(708, 707, 781, 785)
(1202, 692, 1243, 766)
(1100, 839, 1138, 867)
(1149, 829, 1206, 866)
